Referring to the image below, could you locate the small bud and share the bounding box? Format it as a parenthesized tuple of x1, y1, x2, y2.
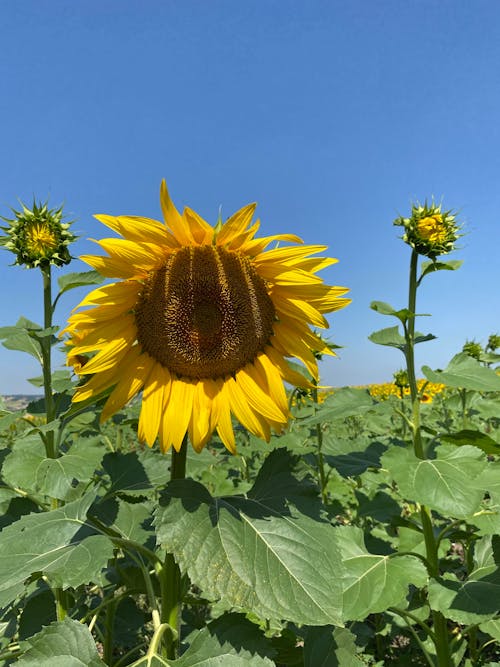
(393, 369, 409, 388)
(1, 199, 76, 269)
(462, 339, 483, 361)
(394, 200, 461, 259)
(486, 334, 500, 353)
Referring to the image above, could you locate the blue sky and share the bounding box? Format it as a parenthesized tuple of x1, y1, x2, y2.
(1, 0, 499, 394)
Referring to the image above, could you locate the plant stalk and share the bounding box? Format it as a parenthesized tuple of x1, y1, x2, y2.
(404, 250, 451, 666)
(160, 435, 188, 659)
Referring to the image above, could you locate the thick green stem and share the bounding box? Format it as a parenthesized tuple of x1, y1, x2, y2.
(405, 250, 451, 666)
(312, 385, 327, 503)
(405, 250, 424, 459)
(160, 436, 188, 659)
(41, 267, 56, 460)
(41, 267, 69, 619)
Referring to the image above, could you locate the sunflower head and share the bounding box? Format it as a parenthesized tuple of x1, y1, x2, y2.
(1, 199, 76, 269)
(394, 201, 460, 259)
(64, 180, 350, 454)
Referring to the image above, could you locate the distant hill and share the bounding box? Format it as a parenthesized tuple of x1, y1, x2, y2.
(1, 395, 43, 411)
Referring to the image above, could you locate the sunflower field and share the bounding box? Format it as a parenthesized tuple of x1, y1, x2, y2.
(0, 186, 499, 667)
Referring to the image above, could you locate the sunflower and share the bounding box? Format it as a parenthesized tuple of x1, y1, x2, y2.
(65, 181, 350, 453)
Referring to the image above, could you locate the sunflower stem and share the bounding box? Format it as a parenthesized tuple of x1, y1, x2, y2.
(312, 384, 327, 503)
(41, 266, 57, 461)
(404, 249, 451, 667)
(160, 436, 188, 660)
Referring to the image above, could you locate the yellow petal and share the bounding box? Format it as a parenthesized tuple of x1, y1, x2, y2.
(183, 207, 214, 245)
(273, 294, 329, 329)
(160, 378, 195, 452)
(95, 238, 165, 269)
(138, 363, 171, 447)
(216, 203, 256, 245)
(78, 331, 135, 375)
(160, 180, 194, 245)
(73, 281, 140, 310)
(224, 377, 268, 440)
(80, 254, 147, 279)
(100, 349, 154, 421)
(254, 244, 327, 265)
(235, 367, 287, 422)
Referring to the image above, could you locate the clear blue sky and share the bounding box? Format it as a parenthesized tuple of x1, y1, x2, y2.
(1, 0, 499, 394)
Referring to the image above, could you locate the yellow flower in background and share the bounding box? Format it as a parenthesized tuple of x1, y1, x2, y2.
(66, 181, 350, 453)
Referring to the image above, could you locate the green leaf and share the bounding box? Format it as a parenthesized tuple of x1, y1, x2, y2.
(422, 353, 500, 391)
(382, 444, 488, 518)
(93, 498, 154, 546)
(297, 388, 376, 425)
(173, 614, 275, 666)
(0, 493, 113, 605)
(441, 429, 500, 455)
(16, 617, 105, 666)
(102, 449, 171, 495)
(155, 450, 344, 626)
(35, 439, 104, 500)
(2, 434, 46, 494)
(0, 330, 42, 363)
(18, 588, 56, 640)
(337, 526, 427, 621)
(370, 301, 412, 323)
(57, 270, 104, 296)
(303, 626, 365, 666)
(428, 536, 500, 624)
(419, 259, 463, 281)
(368, 326, 406, 350)
(27, 370, 74, 393)
(322, 436, 387, 478)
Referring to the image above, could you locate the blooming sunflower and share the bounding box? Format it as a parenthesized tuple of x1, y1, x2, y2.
(66, 181, 350, 453)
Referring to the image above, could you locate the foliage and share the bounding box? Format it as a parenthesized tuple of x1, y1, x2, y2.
(0, 225, 499, 667)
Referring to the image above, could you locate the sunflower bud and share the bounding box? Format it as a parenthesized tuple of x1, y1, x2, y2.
(486, 334, 500, 353)
(394, 201, 460, 259)
(1, 199, 76, 269)
(393, 369, 409, 389)
(462, 339, 483, 361)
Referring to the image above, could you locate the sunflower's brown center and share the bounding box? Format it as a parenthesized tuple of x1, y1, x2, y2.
(134, 245, 276, 379)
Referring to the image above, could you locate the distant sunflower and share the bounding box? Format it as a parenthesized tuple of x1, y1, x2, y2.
(66, 181, 350, 453)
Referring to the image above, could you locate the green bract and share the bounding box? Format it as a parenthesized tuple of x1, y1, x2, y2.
(1, 199, 76, 269)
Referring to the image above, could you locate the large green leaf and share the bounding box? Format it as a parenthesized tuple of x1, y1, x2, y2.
(155, 450, 344, 626)
(16, 617, 105, 667)
(422, 353, 500, 391)
(1, 434, 46, 495)
(102, 449, 171, 495)
(0, 493, 113, 606)
(322, 436, 387, 478)
(381, 444, 488, 518)
(35, 438, 104, 500)
(130, 615, 275, 667)
(441, 429, 500, 455)
(173, 614, 275, 667)
(428, 536, 500, 624)
(297, 388, 376, 425)
(303, 626, 365, 666)
(337, 526, 427, 621)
